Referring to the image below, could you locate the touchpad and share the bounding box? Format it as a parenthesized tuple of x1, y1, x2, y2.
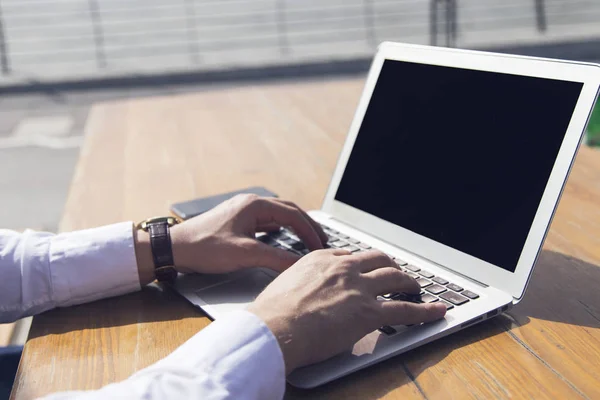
(195, 270, 274, 316)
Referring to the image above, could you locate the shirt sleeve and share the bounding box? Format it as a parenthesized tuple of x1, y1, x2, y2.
(42, 310, 286, 400)
(0, 222, 141, 323)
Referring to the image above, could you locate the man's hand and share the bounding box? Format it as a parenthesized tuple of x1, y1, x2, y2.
(135, 194, 328, 284)
(247, 249, 447, 373)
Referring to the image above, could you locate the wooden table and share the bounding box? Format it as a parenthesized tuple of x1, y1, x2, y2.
(11, 77, 600, 399)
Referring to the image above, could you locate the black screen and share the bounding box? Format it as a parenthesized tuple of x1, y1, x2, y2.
(335, 60, 583, 272)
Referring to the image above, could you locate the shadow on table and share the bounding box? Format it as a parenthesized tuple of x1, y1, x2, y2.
(506, 249, 600, 329)
(286, 249, 600, 399)
(27, 283, 206, 339)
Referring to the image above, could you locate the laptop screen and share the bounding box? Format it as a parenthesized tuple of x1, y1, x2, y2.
(334, 59, 584, 272)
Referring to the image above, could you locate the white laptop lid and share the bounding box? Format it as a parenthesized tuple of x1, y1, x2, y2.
(322, 42, 600, 300)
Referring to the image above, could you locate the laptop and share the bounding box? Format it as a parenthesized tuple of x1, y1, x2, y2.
(172, 42, 600, 388)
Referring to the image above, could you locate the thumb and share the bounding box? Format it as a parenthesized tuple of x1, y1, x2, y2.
(242, 238, 301, 272)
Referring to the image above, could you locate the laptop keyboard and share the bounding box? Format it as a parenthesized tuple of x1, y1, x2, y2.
(259, 223, 479, 335)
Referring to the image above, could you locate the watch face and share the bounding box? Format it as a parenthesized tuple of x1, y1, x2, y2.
(150, 216, 180, 226)
(137, 216, 181, 231)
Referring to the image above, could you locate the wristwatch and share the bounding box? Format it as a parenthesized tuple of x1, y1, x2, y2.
(136, 216, 181, 282)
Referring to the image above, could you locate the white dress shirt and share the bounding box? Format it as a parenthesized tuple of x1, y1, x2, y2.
(0, 223, 285, 400)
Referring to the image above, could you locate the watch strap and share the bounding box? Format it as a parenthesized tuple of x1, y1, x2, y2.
(147, 221, 177, 282)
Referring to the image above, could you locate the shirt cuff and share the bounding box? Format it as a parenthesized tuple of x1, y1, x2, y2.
(137, 310, 286, 400)
(49, 222, 141, 307)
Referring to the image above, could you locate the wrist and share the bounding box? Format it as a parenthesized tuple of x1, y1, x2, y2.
(169, 224, 188, 273)
(133, 227, 155, 285)
(169, 224, 201, 274)
(169, 224, 184, 270)
(247, 307, 302, 374)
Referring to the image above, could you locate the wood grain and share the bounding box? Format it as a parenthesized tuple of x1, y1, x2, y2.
(0, 323, 15, 346)
(11, 77, 600, 399)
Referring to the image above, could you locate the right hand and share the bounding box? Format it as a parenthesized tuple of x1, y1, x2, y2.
(247, 249, 447, 373)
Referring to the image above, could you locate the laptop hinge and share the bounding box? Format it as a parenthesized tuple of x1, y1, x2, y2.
(327, 217, 489, 289)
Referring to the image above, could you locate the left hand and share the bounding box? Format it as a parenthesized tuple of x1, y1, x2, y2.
(135, 194, 328, 284)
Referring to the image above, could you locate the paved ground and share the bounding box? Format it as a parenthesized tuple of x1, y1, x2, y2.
(0, 94, 83, 231)
(0, 82, 234, 231)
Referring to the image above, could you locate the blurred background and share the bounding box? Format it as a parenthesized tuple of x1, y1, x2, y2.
(1, 0, 600, 344)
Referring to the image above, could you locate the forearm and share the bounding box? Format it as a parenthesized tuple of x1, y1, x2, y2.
(0, 223, 142, 323)
(41, 310, 286, 400)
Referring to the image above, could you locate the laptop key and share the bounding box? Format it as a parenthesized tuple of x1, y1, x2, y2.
(447, 283, 464, 292)
(257, 235, 278, 245)
(346, 245, 361, 252)
(358, 243, 371, 249)
(270, 231, 287, 240)
(440, 291, 469, 305)
(440, 300, 454, 310)
(405, 265, 420, 272)
(420, 293, 439, 303)
(425, 284, 447, 295)
(391, 292, 421, 303)
(279, 237, 296, 244)
(394, 257, 408, 266)
(432, 276, 449, 285)
(337, 234, 350, 239)
(348, 238, 360, 244)
(416, 278, 432, 288)
(378, 325, 397, 335)
(329, 240, 349, 248)
(461, 290, 479, 299)
(406, 271, 419, 279)
(289, 241, 306, 251)
(418, 270, 434, 278)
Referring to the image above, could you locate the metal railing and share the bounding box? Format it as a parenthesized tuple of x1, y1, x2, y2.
(0, 0, 598, 81)
(0, 1, 8, 74)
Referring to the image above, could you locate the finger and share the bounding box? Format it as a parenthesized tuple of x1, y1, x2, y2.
(253, 198, 324, 251)
(350, 250, 396, 273)
(319, 248, 351, 256)
(242, 239, 301, 272)
(275, 199, 329, 245)
(378, 301, 447, 326)
(362, 267, 420, 295)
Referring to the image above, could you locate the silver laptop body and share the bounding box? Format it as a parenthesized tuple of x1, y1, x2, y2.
(172, 43, 600, 388)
